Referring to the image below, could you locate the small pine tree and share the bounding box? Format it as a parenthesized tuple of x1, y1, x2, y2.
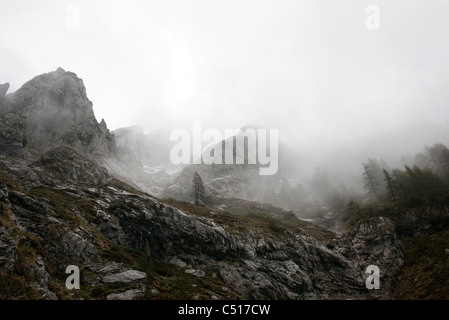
(383, 169, 399, 201)
(362, 159, 386, 199)
(192, 171, 206, 206)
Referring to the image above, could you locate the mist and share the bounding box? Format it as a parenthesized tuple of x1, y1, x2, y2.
(2, 0, 449, 210)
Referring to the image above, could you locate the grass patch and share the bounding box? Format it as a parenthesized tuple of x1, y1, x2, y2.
(164, 198, 334, 242)
(100, 244, 242, 300)
(0, 268, 39, 300)
(393, 229, 449, 299)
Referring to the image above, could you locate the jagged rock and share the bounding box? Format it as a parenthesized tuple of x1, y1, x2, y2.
(0, 83, 9, 98)
(0, 112, 27, 157)
(35, 146, 110, 186)
(445, 249, 449, 256)
(0, 83, 10, 112)
(337, 217, 404, 299)
(101, 270, 147, 284)
(98, 261, 125, 276)
(0, 227, 18, 272)
(6, 68, 117, 161)
(30, 257, 58, 300)
(61, 231, 100, 265)
(106, 289, 144, 300)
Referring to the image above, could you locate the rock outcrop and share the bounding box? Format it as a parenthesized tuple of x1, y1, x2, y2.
(0, 112, 27, 157)
(4, 68, 117, 161)
(0, 69, 408, 300)
(0, 144, 404, 299)
(0, 83, 9, 111)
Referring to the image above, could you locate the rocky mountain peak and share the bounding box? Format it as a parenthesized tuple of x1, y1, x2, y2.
(4, 68, 117, 161)
(0, 83, 9, 98)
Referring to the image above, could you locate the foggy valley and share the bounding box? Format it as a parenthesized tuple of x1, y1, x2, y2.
(1, 0, 449, 307)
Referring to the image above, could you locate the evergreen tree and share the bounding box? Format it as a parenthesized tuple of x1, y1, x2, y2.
(192, 171, 206, 206)
(383, 169, 399, 201)
(426, 143, 449, 181)
(362, 158, 386, 198)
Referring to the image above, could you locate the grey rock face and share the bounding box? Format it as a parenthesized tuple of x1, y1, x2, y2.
(6, 68, 117, 161)
(30, 257, 58, 300)
(337, 217, 404, 299)
(0, 227, 18, 273)
(0, 83, 9, 98)
(0, 112, 27, 157)
(0, 83, 10, 112)
(35, 146, 111, 186)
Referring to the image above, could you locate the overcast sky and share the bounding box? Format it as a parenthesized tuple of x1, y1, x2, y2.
(1, 0, 449, 158)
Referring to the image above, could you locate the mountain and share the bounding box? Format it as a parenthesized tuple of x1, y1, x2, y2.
(1, 68, 117, 162)
(160, 126, 296, 207)
(1, 68, 447, 300)
(0, 144, 403, 299)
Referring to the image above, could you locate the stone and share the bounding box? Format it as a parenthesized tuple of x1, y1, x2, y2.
(185, 269, 206, 278)
(150, 288, 160, 295)
(98, 261, 125, 276)
(102, 270, 147, 284)
(168, 257, 187, 268)
(30, 257, 58, 300)
(106, 289, 144, 300)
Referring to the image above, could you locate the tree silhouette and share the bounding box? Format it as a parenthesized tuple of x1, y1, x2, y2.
(362, 158, 386, 198)
(192, 171, 206, 206)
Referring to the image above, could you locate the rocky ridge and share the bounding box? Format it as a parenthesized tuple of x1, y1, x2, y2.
(0, 69, 406, 300)
(1, 68, 117, 162)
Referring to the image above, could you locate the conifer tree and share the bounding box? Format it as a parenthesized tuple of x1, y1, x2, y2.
(192, 171, 206, 206)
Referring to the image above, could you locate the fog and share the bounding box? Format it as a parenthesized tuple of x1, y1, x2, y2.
(1, 0, 449, 198)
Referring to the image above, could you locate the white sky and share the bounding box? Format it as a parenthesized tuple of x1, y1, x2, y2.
(1, 0, 449, 153)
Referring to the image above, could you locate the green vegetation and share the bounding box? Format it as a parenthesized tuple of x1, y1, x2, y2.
(349, 143, 449, 225)
(393, 230, 449, 299)
(99, 244, 243, 300)
(164, 197, 334, 242)
(347, 144, 449, 299)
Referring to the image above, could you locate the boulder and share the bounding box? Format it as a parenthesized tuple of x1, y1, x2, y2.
(101, 269, 147, 284)
(106, 289, 144, 300)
